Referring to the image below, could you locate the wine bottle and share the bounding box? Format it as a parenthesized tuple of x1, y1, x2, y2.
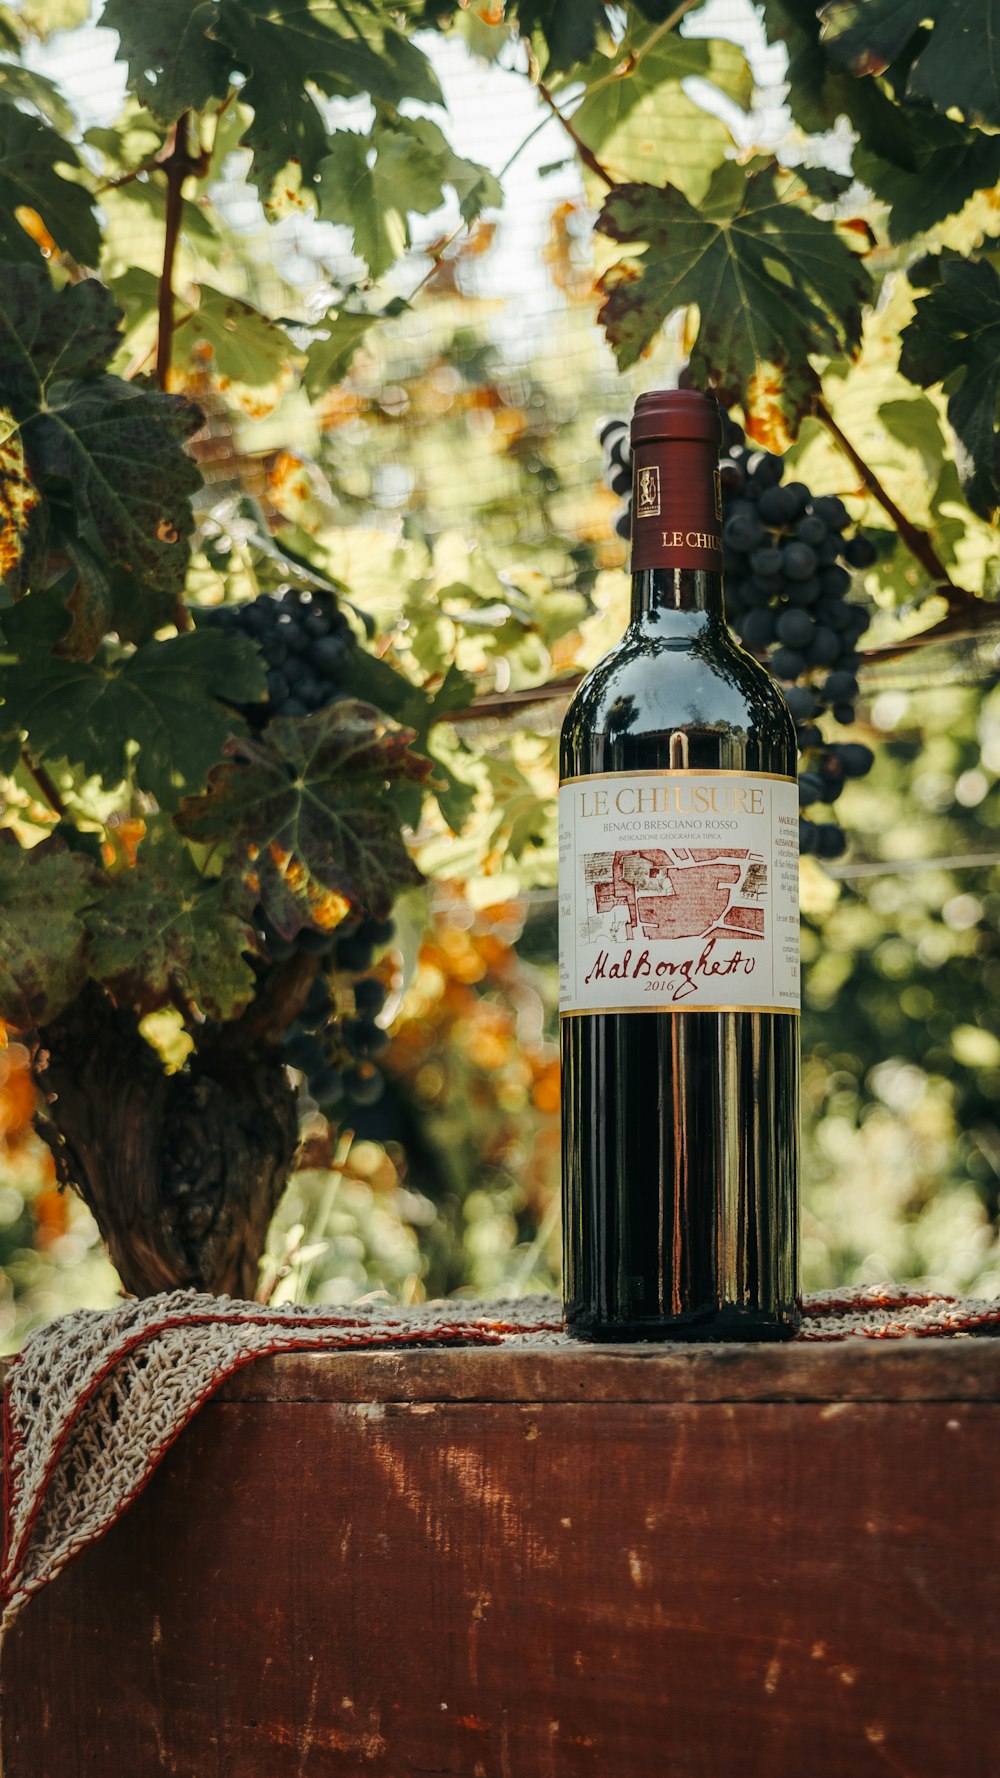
(559, 389, 800, 1341)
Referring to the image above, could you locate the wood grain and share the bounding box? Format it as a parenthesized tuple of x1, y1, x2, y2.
(4, 1345, 999, 1777)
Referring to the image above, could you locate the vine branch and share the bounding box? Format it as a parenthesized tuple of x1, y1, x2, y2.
(813, 395, 957, 592)
(21, 751, 67, 819)
(155, 112, 210, 391)
(536, 80, 618, 188)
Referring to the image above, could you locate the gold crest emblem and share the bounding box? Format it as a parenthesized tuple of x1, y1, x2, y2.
(636, 464, 660, 518)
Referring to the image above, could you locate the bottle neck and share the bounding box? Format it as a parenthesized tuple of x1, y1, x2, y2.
(631, 567, 723, 624)
(629, 424, 723, 582)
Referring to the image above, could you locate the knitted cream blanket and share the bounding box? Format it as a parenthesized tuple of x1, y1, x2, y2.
(3, 1286, 999, 1638)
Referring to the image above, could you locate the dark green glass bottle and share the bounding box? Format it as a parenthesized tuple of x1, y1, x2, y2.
(559, 389, 800, 1340)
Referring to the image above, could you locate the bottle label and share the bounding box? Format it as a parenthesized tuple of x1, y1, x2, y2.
(558, 770, 800, 1015)
(630, 440, 723, 573)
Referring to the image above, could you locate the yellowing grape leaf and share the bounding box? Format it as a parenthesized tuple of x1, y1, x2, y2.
(0, 832, 94, 1028)
(597, 160, 872, 429)
(85, 826, 258, 1020)
(0, 265, 202, 602)
(176, 702, 430, 935)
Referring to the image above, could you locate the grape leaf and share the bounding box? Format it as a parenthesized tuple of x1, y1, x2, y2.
(316, 119, 500, 279)
(316, 133, 408, 281)
(175, 702, 430, 934)
(85, 827, 257, 1020)
(0, 61, 77, 134)
(0, 98, 101, 265)
(0, 832, 93, 1028)
(103, 0, 233, 124)
(0, 596, 267, 805)
(302, 298, 408, 398)
(855, 118, 1000, 244)
(569, 24, 752, 142)
(763, 0, 1000, 239)
(597, 160, 872, 429)
(820, 0, 1000, 130)
(899, 260, 1000, 520)
(112, 267, 303, 414)
(516, 0, 612, 72)
(0, 265, 202, 601)
(212, 0, 443, 212)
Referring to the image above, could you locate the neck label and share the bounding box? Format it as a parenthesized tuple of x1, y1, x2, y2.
(558, 769, 799, 1015)
(630, 441, 723, 572)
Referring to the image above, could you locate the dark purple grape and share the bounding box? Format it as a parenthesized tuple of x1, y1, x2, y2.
(798, 772, 824, 804)
(298, 927, 338, 955)
(266, 670, 289, 703)
(782, 482, 810, 518)
(756, 484, 796, 525)
(815, 823, 848, 858)
(302, 976, 332, 1025)
(344, 1017, 389, 1059)
(812, 495, 850, 531)
(823, 670, 859, 703)
(750, 546, 783, 577)
(720, 460, 745, 494)
(817, 536, 842, 566)
(795, 515, 827, 547)
(610, 466, 631, 497)
(831, 742, 874, 777)
(784, 542, 818, 581)
(833, 702, 857, 725)
(345, 1063, 385, 1107)
(311, 1065, 344, 1105)
(815, 597, 853, 632)
(844, 533, 877, 569)
(820, 565, 851, 599)
(354, 978, 387, 1015)
(723, 513, 765, 552)
(785, 686, 819, 721)
(598, 418, 626, 448)
(776, 609, 815, 648)
(360, 916, 396, 944)
(740, 608, 777, 647)
(261, 634, 289, 666)
(805, 627, 840, 667)
(283, 1031, 326, 1073)
(746, 450, 784, 489)
(798, 818, 818, 855)
(335, 931, 375, 973)
(785, 575, 821, 607)
(741, 583, 774, 609)
(796, 723, 823, 751)
(770, 646, 805, 680)
(276, 697, 308, 717)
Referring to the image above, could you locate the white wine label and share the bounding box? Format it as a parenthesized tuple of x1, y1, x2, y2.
(558, 769, 799, 1015)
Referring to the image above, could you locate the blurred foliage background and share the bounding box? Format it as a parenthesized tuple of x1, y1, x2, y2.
(2, 0, 1000, 1346)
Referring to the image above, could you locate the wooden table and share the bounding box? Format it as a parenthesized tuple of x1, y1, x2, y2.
(3, 1339, 998, 1776)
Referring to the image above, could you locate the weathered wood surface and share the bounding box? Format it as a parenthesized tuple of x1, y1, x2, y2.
(4, 1341, 999, 1777)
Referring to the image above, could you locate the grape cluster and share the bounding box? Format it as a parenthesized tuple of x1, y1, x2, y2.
(205, 585, 357, 723)
(252, 908, 396, 1115)
(598, 413, 877, 861)
(207, 585, 395, 1117)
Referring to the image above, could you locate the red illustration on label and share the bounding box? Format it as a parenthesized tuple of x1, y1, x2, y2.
(583, 848, 766, 944)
